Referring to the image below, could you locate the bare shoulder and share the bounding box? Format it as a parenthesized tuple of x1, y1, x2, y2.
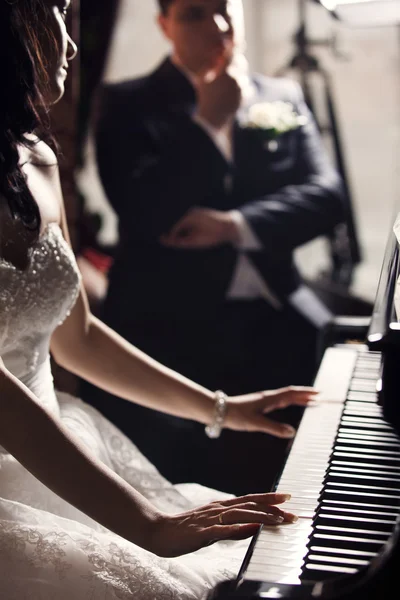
(20, 134, 58, 168)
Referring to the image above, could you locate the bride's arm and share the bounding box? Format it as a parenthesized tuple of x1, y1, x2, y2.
(50, 161, 315, 437)
(0, 359, 297, 556)
(53, 293, 218, 425)
(40, 153, 218, 426)
(0, 360, 162, 548)
(51, 244, 308, 437)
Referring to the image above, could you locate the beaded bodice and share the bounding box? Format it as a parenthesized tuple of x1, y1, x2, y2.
(0, 222, 81, 409)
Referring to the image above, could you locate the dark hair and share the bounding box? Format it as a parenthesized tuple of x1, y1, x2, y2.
(157, 0, 175, 15)
(0, 0, 57, 234)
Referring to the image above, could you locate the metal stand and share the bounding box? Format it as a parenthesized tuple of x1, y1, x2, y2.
(276, 0, 362, 289)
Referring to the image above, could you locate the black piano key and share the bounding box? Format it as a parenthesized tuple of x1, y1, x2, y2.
(311, 532, 386, 553)
(314, 514, 395, 532)
(333, 450, 400, 464)
(313, 525, 390, 539)
(329, 465, 400, 478)
(337, 429, 398, 441)
(321, 499, 400, 512)
(318, 505, 399, 519)
(325, 471, 400, 487)
(330, 459, 400, 471)
(333, 445, 400, 457)
(323, 488, 400, 506)
(324, 481, 400, 494)
(340, 416, 396, 429)
(339, 428, 397, 442)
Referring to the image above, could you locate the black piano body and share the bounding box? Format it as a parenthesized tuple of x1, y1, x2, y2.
(208, 215, 400, 600)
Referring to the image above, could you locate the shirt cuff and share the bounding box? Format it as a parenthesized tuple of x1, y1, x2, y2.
(229, 210, 263, 251)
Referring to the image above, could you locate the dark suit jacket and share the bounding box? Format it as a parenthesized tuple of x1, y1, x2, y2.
(95, 57, 345, 319)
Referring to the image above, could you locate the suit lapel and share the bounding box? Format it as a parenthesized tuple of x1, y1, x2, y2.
(153, 57, 197, 115)
(153, 57, 233, 173)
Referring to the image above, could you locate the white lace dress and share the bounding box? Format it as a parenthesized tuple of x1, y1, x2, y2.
(0, 223, 249, 599)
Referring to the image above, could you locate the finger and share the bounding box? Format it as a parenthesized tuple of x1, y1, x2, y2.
(261, 390, 320, 412)
(214, 509, 283, 527)
(210, 502, 284, 524)
(234, 388, 318, 406)
(250, 416, 297, 438)
(272, 387, 319, 401)
(160, 236, 182, 247)
(218, 492, 292, 507)
(200, 44, 233, 82)
(262, 386, 318, 398)
(204, 523, 260, 547)
(217, 508, 298, 527)
(264, 420, 297, 438)
(165, 235, 209, 249)
(264, 396, 318, 411)
(279, 385, 318, 394)
(221, 523, 261, 541)
(168, 217, 194, 241)
(165, 233, 196, 246)
(161, 227, 200, 247)
(211, 502, 297, 525)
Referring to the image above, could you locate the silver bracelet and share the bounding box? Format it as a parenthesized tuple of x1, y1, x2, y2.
(205, 390, 228, 439)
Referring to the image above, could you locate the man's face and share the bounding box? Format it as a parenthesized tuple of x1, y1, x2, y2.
(158, 0, 245, 75)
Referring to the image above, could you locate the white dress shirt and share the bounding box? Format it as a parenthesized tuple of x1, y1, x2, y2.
(172, 55, 282, 310)
(192, 114, 282, 310)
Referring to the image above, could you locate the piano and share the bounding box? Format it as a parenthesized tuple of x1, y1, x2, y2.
(208, 214, 400, 600)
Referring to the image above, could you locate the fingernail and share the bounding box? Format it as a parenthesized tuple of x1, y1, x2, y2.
(283, 426, 296, 438)
(278, 493, 291, 501)
(307, 400, 320, 408)
(270, 515, 284, 523)
(289, 515, 299, 523)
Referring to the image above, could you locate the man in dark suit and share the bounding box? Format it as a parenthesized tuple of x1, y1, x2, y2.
(88, 0, 345, 495)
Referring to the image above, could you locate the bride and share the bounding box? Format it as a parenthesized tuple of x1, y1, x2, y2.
(0, 1, 317, 598)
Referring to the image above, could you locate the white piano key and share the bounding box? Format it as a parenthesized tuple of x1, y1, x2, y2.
(304, 563, 358, 575)
(307, 554, 369, 567)
(246, 569, 302, 585)
(250, 555, 307, 568)
(254, 540, 312, 553)
(309, 545, 378, 558)
(250, 548, 309, 562)
(313, 347, 358, 403)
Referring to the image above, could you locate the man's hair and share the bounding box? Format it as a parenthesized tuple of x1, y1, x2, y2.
(157, 0, 175, 15)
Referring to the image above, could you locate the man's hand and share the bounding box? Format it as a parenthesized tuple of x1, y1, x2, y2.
(194, 43, 244, 129)
(196, 69, 242, 129)
(160, 207, 239, 249)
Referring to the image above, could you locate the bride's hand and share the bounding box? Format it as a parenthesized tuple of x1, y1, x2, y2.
(225, 386, 319, 438)
(149, 492, 297, 557)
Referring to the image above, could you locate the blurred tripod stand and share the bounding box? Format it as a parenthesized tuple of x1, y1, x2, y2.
(276, 0, 363, 300)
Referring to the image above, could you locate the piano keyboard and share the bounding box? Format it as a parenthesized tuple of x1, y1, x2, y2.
(241, 345, 400, 588)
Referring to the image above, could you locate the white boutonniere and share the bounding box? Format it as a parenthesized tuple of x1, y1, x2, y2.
(241, 101, 308, 151)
